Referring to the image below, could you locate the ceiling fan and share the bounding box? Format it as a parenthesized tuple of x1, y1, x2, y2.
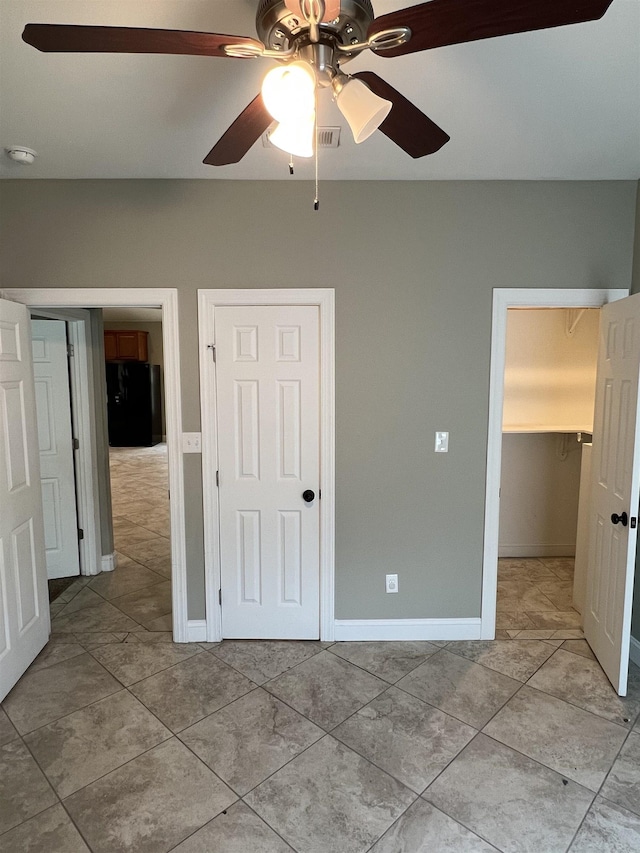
(22, 0, 615, 166)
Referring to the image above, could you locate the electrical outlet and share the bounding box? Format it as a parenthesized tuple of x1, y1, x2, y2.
(385, 573, 398, 594)
(182, 432, 202, 453)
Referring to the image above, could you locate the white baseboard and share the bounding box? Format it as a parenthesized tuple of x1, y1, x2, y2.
(333, 618, 482, 642)
(498, 544, 575, 558)
(186, 619, 208, 642)
(630, 635, 640, 669)
(101, 552, 117, 573)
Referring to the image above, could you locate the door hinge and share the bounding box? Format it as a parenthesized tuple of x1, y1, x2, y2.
(631, 517, 637, 529)
(216, 470, 220, 488)
(77, 528, 84, 541)
(207, 344, 216, 362)
(218, 588, 222, 605)
(67, 343, 74, 358)
(72, 437, 80, 451)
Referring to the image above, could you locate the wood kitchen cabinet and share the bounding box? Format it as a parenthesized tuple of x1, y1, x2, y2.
(104, 330, 148, 362)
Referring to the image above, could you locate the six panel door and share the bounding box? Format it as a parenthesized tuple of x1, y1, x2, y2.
(0, 299, 50, 700)
(31, 320, 80, 580)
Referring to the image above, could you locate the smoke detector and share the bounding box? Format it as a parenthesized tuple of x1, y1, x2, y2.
(5, 146, 37, 165)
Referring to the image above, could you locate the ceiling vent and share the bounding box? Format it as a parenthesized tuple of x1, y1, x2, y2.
(262, 126, 341, 149)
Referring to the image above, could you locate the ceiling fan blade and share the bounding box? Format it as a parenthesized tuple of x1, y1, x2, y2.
(203, 94, 272, 166)
(22, 24, 263, 58)
(368, 0, 614, 57)
(352, 72, 450, 158)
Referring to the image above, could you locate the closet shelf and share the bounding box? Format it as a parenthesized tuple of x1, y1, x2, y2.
(503, 424, 593, 434)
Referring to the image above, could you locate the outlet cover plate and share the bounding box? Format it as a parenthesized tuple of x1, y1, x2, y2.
(385, 573, 398, 593)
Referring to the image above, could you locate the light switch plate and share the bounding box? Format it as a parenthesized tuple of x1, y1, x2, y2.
(182, 432, 202, 453)
(435, 431, 449, 453)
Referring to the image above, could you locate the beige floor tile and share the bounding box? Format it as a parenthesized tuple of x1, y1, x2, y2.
(333, 687, 476, 793)
(246, 736, 416, 853)
(371, 799, 499, 852)
(328, 641, 440, 683)
(484, 685, 628, 790)
(569, 797, 640, 852)
(130, 653, 255, 732)
(265, 651, 388, 730)
(3, 653, 121, 734)
(600, 732, 640, 816)
(0, 740, 57, 834)
(170, 801, 293, 853)
(424, 734, 593, 853)
(210, 639, 325, 685)
(179, 688, 323, 795)
(25, 690, 171, 797)
(0, 804, 90, 853)
(446, 639, 555, 682)
(64, 739, 237, 853)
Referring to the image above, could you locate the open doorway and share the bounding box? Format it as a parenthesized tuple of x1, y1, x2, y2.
(2, 287, 189, 647)
(98, 308, 172, 632)
(495, 306, 600, 639)
(481, 287, 628, 641)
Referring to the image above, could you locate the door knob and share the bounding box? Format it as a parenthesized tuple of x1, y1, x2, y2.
(611, 512, 628, 527)
(302, 490, 315, 503)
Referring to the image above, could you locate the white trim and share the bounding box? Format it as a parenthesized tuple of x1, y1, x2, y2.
(498, 544, 575, 558)
(67, 318, 101, 575)
(187, 620, 208, 643)
(482, 288, 629, 641)
(1, 288, 188, 642)
(198, 288, 335, 643)
(334, 618, 482, 642)
(101, 552, 117, 573)
(630, 635, 640, 669)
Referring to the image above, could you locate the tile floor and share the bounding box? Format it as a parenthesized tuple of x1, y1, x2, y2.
(2, 450, 640, 852)
(496, 556, 584, 640)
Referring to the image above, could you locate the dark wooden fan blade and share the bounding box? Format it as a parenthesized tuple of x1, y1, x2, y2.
(203, 94, 272, 166)
(22, 24, 263, 58)
(368, 0, 614, 57)
(352, 72, 450, 158)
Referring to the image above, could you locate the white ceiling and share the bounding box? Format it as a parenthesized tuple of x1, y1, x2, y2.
(1, 1, 638, 181)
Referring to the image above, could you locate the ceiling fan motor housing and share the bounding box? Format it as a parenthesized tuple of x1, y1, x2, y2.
(256, 0, 374, 54)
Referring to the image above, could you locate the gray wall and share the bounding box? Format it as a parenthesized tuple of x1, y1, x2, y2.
(0, 180, 636, 622)
(103, 320, 166, 435)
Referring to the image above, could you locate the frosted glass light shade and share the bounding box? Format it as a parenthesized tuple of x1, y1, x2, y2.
(336, 78, 392, 144)
(262, 62, 316, 123)
(269, 116, 315, 158)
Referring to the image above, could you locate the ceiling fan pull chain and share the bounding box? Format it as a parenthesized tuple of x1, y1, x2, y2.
(289, 155, 294, 176)
(314, 102, 320, 211)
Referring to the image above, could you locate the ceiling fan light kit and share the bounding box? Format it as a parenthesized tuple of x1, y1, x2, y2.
(21, 0, 616, 175)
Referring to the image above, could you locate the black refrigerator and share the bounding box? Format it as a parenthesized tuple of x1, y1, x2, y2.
(106, 363, 162, 447)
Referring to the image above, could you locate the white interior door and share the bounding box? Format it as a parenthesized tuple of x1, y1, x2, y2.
(31, 320, 80, 580)
(584, 293, 640, 695)
(0, 299, 50, 701)
(216, 305, 320, 639)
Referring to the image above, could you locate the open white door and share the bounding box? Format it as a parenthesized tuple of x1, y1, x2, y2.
(31, 320, 80, 580)
(585, 292, 640, 695)
(0, 299, 50, 701)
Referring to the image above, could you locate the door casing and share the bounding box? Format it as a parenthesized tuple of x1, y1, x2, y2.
(198, 289, 335, 643)
(1, 289, 189, 642)
(482, 287, 629, 640)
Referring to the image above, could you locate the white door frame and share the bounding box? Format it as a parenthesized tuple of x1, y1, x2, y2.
(28, 307, 100, 577)
(481, 287, 628, 639)
(1, 289, 189, 642)
(198, 289, 335, 643)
